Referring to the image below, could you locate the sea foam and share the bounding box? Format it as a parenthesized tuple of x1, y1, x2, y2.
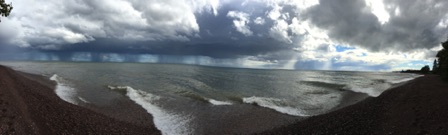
(242, 96, 309, 116)
(390, 76, 422, 84)
(119, 86, 193, 135)
(78, 97, 89, 103)
(207, 99, 233, 105)
(174, 89, 233, 106)
(344, 75, 421, 97)
(342, 85, 382, 97)
(49, 74, 78, 104)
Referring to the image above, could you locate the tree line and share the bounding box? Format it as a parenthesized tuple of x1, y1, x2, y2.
(434, 39, 448, 79)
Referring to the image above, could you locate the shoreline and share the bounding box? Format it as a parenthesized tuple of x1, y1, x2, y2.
(326, 76, 418, 114)
(0, 65, 161, 134)
(2, 63, 443, 134)
(259, 75, 448, 134)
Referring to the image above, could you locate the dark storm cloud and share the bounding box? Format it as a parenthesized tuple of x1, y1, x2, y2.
(0, 0, 446, 70)
(304, 0, 448, 52)
(0, 0, 219, 49)
(42, 38, 292, 59)
(43, 2, 295, 60)
(0, 0, 296, 60)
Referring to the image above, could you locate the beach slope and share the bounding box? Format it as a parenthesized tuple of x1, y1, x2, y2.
(0, 65, 160, 134)
(260, 75, 448, 134)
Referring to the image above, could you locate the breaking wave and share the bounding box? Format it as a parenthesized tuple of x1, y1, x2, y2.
(78, 97, 89, 103)
(207, 99, 233, 106)
(173, 89, 233, 106)
(49, 74, 78, 104)
(242, 96, 309, 116)
(109, 86, 193, 135)
(341, 85, 388, 97)
(342, 76, 421, 97)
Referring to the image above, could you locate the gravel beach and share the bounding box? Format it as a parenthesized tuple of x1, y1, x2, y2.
(3, 64, 447, 135)
(0, 65, 161, 134)
(259, 75, 448, 134)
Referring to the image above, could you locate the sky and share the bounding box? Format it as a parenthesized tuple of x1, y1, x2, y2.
(0, 0, 447, 71)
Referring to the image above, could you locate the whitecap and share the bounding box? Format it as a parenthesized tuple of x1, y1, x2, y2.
(107, 85, 128, 90)
(242, 96, 309, 116)
(207, 99, 233, 105)
(49, 74, 78, 104)
(124, 86, 193, 135)
(78, 97, 89, 103)
(342, 85, 381, 97)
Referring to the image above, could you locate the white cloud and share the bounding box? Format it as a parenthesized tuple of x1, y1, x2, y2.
(269, 19, 291, 43)
(0, 0, 221, 49)
(288, 18, 307, 35)
(294, 0, 320, 10)
(327, 46, 431, 71)
(252, 0, 319, 12)
(45, 28, 94, 44)
(236, 56, 278, 69)
(437, 14, 448, 28)
(254, 17, 265, 25)
(267, 5, 282, 20)
(227, 11, 253, 36)
(365, 0, 390, 24)
(0, 0, 444, 71)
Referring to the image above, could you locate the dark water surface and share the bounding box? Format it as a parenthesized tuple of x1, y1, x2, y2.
(0, 61, 421, 134)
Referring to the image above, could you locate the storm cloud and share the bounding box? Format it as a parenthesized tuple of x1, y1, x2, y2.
(304, 0, 448, 52)
(0, 0, 447, 70)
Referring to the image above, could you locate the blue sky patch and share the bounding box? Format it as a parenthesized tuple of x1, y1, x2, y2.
(396, 60, 432, 70)
(335, 45, 356, 52)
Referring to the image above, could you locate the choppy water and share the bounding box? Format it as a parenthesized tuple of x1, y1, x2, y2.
(0, 61, 421, 134)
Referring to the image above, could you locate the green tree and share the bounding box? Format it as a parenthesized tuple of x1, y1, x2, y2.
(436, 39, 448, 78)
(433, 59, 438, 73)
(0, 0, 13, 22)
(420, 65, 430, 74)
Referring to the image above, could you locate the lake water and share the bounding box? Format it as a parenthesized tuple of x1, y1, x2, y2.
(0, 61, 421, 134)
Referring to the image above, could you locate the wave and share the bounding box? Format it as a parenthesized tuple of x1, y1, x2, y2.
(78, 97, 89, 103)
(390, 76, 421, 84)
(49, 74, 78, 104)
(107, 85, 128, 90)
(174, 89, 233, 106)
(242, 96, 309, 116)
(174, 90, 209, 103)
(342, 76, 421, 97)
(300, 81, 346, 90)
(342, 85, 381, 97)
(113, 86, 193, 135)
(207, 99, 233, 105)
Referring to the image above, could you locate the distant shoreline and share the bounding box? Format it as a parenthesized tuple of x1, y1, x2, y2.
(259, 75, 448, 134)
(0, 65, 161, 134)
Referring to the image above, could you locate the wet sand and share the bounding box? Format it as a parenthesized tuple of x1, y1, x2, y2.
(259, 75, 448, 134)
(0, 65, 161, 134)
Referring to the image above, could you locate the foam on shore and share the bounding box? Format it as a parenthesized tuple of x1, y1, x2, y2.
(49, 74, 78, 104)
(342, 85, 384, 97)
(390, 76, 422, 84)
(78, 97, 90, 103)
(207, 99, 233, 105)
(343, 75, 422, 97)
(243, 96, 309, 116)
(119, 86, 193, 135)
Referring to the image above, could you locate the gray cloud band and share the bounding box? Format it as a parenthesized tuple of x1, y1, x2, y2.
(0, 0, 446, 70)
